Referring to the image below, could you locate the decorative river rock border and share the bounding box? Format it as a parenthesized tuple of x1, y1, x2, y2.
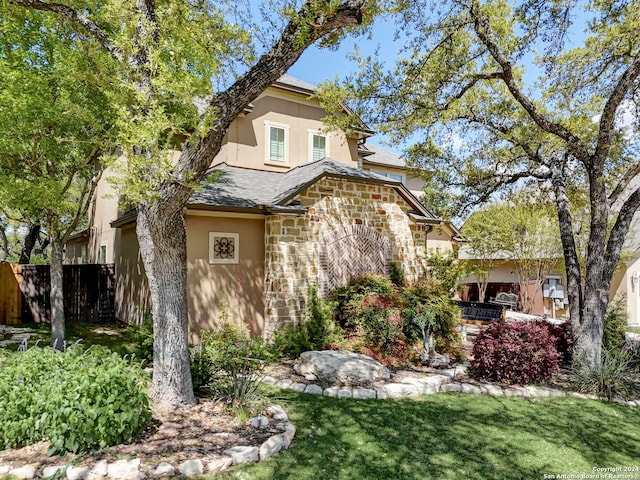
(262, 365, 640, 407)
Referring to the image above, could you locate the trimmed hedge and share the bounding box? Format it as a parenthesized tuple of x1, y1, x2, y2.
(0, 345, 151, 454)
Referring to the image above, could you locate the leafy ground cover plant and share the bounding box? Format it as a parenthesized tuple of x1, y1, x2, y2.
(470, 321, 561, 384)
(0, 345, 151, 454)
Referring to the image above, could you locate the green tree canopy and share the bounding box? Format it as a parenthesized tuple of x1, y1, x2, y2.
(319, 0, 640, 366)
(0, 8, 118, 348)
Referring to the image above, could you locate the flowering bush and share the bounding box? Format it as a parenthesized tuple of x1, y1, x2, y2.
(470, 321, 561, 384)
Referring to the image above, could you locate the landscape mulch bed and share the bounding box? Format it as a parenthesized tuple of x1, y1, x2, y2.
(0, 398, 279, 474)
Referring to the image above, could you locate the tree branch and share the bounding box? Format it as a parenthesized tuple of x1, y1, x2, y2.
(604, 186, 640, 282)
(10, 0, 122, 61)
(442, 72, 503, 110)
(594, 54, 640, 163)
(609, 161, 640, 205)
(470, 3, 590, 161)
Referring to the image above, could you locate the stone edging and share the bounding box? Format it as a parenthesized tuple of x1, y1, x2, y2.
(263, 366, 640, 407)
(0, 405, 296, 480)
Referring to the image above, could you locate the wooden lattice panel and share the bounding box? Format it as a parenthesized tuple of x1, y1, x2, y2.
(320, 225, 391, 295)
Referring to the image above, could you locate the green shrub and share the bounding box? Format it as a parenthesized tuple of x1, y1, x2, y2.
(570, 348, 638, 401)
(0, 345, 151, 454)
(425, 251, 463, 296)
(190, 325, 271, 407)
(271, 285, 340, 358)
(603, 300, 628, 354)
(400, 280, 462, 358)
(125, 320, 154, 365)
(330, 274, 397, 328)
(327, 274, 463, 365)
(388, 262, 405, 287)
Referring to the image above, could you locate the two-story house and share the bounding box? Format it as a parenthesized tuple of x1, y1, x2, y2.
(66, 75, 461, 337)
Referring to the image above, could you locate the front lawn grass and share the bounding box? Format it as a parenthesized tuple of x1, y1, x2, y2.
(2, 321, 140, 355)
(218, 390, 640, 480)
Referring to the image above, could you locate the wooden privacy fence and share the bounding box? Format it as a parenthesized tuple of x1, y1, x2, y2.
(0, 263, 115, 324)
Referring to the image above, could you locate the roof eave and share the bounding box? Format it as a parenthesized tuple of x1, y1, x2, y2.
(110, 210, 137, 228)
(362, 158, 408, 170)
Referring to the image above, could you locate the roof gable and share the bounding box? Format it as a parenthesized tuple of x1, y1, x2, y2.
(187, 158, 439, 221)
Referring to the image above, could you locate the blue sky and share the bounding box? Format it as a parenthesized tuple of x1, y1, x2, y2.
(287, 17, 402, 153)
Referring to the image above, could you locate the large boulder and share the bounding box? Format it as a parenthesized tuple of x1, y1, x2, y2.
(293, 350, 390, 386)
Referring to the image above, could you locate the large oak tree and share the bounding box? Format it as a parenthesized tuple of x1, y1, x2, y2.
(8, 0, 373, 407)
(320, 0, 640, 367)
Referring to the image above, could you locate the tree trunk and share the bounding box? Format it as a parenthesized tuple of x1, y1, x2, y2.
(476, 271, 489, 302)
(50, 236, 65, 351)
(19, 223, 41, 264)
(0, 220, 9, 261)
(136, 205, 195, 407)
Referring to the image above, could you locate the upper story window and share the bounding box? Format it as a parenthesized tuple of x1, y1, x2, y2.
(309, 131, 328, 162)
(373, 170, 405, 184)
(265, 122, 289, 165)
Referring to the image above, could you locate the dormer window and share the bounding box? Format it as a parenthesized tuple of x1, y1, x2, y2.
(265, 122, 289, 165)
(309, 131, 328, 162)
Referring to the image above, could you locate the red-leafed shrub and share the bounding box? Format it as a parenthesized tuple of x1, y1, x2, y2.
(536, 320, 572, 364)
(470, 321, 561, 384)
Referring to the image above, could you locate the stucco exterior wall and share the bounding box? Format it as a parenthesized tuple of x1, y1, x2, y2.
(263, 177, 435, 336)
(185, 213, 265, 336)
(364, 164, 425, 198)
(612, 255, 640, 326)
(87, 169, 120, 264)
(64, 237, 88, 264)
(625, 256, 640, 326)
(427, 225, 456, 255)
(220, 90, 358, 171)
(114, 224, 150, 324)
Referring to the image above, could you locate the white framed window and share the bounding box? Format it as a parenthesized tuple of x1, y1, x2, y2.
(265, 122, 289, 164)
(209, 232, 239, 264)
(309, 130, 328, 162)
(373, 170, 405, 184)
(99, 244, 107, 264)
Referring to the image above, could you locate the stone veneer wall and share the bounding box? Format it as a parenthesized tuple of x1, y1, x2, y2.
(263, 176, 430, 337)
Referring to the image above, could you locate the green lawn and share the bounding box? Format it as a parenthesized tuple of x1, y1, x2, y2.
(217, 390, 640, 480)
(627, 326, 640, 335)
(1, 322, 143, 356)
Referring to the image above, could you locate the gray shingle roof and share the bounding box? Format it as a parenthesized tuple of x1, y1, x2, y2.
(188, 165, 283, 209)
(362, 144, 407, 168)
(275, 74, 317, 93)
(272, 158, 396, 204)
(188, 158, 412, 212)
